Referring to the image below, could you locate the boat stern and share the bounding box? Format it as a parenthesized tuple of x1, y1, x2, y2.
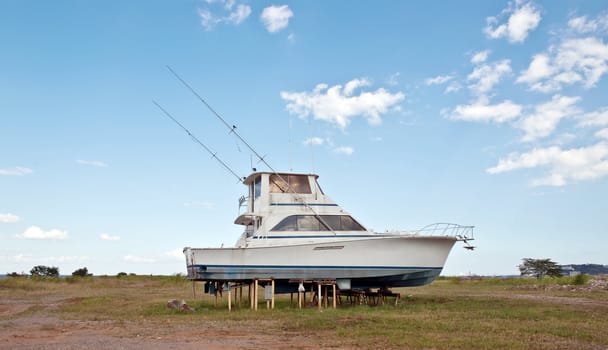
(183, 247, 198, 280)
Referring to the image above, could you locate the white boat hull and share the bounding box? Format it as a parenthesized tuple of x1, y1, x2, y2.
(184, 235, 457, 291)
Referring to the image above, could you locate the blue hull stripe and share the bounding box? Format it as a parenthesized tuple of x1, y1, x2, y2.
(189, 264, 442, 270)
(253, 234, 390, 239)
(270, 203, 338, 206)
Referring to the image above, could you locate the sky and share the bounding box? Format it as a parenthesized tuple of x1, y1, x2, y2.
(1, 0, 608, 276)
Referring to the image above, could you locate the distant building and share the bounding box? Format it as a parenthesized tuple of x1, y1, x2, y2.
(560, 264, 608, 276)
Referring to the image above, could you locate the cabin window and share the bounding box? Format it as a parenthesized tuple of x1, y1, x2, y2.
(254, 176, 262, 198)
(336, 215, 366, 231)
(320, 215, 340, 230)
(297, 215, 330, 231)
(271, 215, 297, 231)
(271, 215, 365, 231)
(269, 174, 311, 194)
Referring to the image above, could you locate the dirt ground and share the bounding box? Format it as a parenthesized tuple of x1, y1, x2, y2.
(1, 303, 324, 350)
(2, 277, 607, 349)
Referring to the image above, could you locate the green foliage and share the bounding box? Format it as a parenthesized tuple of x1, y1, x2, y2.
(519, 258, 563, 279)
(30, 265, 59, 278)
(72, 267, 91, 277)
(6, 272, 27, 278)
(570, 273, 591, 285)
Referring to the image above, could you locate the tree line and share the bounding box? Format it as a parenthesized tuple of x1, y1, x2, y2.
(6, 258, 567, 279)
(6, 266, 92, 278)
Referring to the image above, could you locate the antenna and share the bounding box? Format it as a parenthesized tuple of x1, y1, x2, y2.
(307, 115, 316, 175)
(153, 100, 243, 183)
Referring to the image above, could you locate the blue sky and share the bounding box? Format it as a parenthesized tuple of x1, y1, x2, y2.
(2, 0, 607, 276)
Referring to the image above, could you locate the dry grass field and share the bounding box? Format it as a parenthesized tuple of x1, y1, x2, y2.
(1, 275, 607, 349)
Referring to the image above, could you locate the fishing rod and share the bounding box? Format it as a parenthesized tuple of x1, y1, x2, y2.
(153, 100, 244, 183)
(166, 65, 276, 174)
(165, 67, 338, 234)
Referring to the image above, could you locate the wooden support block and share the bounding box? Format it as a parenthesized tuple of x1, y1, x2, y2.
(271, 279, 275, 310)
(332, 284, 337, 309)
(317, 284, 321, 310)
(254, 279, 258, 311)
(228, 286, 231, 312)
(249, 283, 253, 309)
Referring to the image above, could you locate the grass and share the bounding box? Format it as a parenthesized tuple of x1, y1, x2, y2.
(1, 275, 607, 349)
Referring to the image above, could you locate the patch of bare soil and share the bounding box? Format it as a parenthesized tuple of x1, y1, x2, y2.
(506, 294, 608, 308)
(1, 313, 331, 350)
(470, 276, 608, 308)
(0, 297, 336, 350)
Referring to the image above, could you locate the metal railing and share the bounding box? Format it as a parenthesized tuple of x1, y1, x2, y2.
(414, 223, 475, 241)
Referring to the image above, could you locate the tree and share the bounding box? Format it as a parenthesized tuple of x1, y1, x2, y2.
(30, 265, 59, 278)
(6, 272, 26, 278)
(72, 267, 91, 277)
(519, 258, 563, 279)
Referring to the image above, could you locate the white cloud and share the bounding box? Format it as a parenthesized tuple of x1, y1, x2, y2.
(596, 128, 608, 139)
(517, 95, 581, 142)
(17, 226, 68, 240)
(0, 213, 20, 223)
(467, 59, 512, 95)
(579, 107, 608, 127)
(445, 82, 462, 94)
(552, 133, 577, 146)
(303, 137, 324, 146)
(471, 50, 490, 64)
(557, 38, 608, 89)
(484, 1, 541, 43)
(162, 248, 184, 261)
(516, 54, 555, 85)
(124, 255, 156, 264)
(280, 79, 405, 129)
(386, 72, 401, 86)
(487, 141, 608, 186)
(100, 233, 120, 241)
(260, 5, 294, 33)
(0, 166, 32, 176)
(10, 253, 32, 263)
(425, 75, 453, 86)
(568, 13, 608, 34)
(77, 159, 108, 168)
(333, 146, 354, 156)
(343, 78, 372, 96)
(517, 37, 608, 92)
(449, 98, 522, 123)
(198, 1, 251, 31)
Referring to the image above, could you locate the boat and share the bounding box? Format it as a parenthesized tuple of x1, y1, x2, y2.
(184, 171, 474, 293)
(157, 67, 474, 293)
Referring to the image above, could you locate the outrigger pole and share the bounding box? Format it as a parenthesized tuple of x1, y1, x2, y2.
(166, 66, 277, 174)
(165, 66, 338, 234)
(153, 100, 244, 183)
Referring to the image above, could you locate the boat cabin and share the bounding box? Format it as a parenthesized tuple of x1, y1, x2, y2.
(234, 172, 367, 245)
